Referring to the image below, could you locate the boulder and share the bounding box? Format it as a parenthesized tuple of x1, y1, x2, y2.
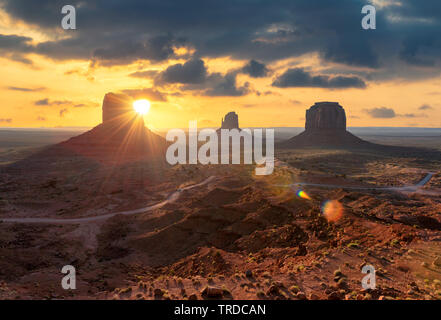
(201, 286, 224, 298)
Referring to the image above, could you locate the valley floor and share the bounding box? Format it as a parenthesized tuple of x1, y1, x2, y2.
(0, 141, 441, 300)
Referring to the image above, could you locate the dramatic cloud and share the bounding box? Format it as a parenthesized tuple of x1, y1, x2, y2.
(34, 99, 72, 106)
(129, 70, 159, 78)
(0, 118, 12, 123)
(92, 35, 180, 65)
(401, 113, 428, 118)
(156, 58, 207, 85)
(0, 34, 32, 50)
(204, 73, 250, 97)
(34, 98, 49, 106)
(7, 86, 45, 92)
(1, 0, 441, 83)
(121, 87, 167, 102)
(0, 34, 34, 64)
(363, 107, 428, 119)
(364, 107, 396, 118)
(272, 68, 366, 89)
(156, 58, 250, 96)
(419, 104, 433, 110)
(33, 98, 94, 108)
(241, 60, 269, 78)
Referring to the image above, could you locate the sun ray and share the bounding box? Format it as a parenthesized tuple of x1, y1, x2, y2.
(133, 99, 151, 115)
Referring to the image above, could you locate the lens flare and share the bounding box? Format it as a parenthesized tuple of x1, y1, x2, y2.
(296, 190, 312, 200)
(133, 99, 151, 115)
(321, 200, 343, 222)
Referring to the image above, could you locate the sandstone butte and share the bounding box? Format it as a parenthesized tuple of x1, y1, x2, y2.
(278, 102, 372, 149)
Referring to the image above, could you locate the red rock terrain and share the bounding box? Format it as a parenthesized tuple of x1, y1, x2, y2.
(0, 159, 440, 300)
(0, 99, 440, 300)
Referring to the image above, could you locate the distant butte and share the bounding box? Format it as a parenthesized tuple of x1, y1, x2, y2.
(55, 92, 166, 161)
(18, 92, 167, 164)
(306, 102, 346, 131)
(220, 111, 240, 130)
(278, 102, 371, 148)
(102, 93, 135, 125)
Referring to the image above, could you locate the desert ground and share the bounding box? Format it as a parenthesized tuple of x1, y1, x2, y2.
(0, 129, 441, 300)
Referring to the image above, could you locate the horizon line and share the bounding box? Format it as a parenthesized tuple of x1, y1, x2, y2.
(1, 126, 441, 131)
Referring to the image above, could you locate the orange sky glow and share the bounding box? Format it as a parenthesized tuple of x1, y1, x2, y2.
(0, 7, 440, 130)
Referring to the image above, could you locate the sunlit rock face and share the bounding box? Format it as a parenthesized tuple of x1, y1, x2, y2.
(221, 111, 239, 130)
(305, 102, 346, 131)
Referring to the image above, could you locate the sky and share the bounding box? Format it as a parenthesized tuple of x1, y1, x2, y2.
(0, 0, 440, 129)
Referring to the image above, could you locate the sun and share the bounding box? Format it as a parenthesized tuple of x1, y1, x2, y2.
(133, 99, 151, 115)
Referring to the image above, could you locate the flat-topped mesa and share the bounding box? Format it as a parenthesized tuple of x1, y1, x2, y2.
(49, 92, 166, 161)
(278, 101, 372, 149)
(221, 111, 239, 130)
(305, 102, 346, 131)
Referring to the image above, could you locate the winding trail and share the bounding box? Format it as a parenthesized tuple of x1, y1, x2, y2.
(0, 176, 216, 224)
(1, 171, 437, 225)
(280, 172, 436, 193)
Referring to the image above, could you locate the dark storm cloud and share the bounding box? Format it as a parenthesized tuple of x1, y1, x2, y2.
(156, 58, 251, 96)
(203, 73, 250, 97)
(241, 60, 269, 78)
(272, 68, 366, 89)
(0, 34, 32, 50)
(192, 0, 386, 68)
(383, 1, 441, 68)
(156, 58, 208, 84)
(92, 35, 181, 65)
(1, 0, 441, 82)
(0, 0, 387, 67)
(0, 34, 34, 64)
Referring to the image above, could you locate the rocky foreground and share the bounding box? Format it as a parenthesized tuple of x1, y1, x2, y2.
(1, 158, 440, 300)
